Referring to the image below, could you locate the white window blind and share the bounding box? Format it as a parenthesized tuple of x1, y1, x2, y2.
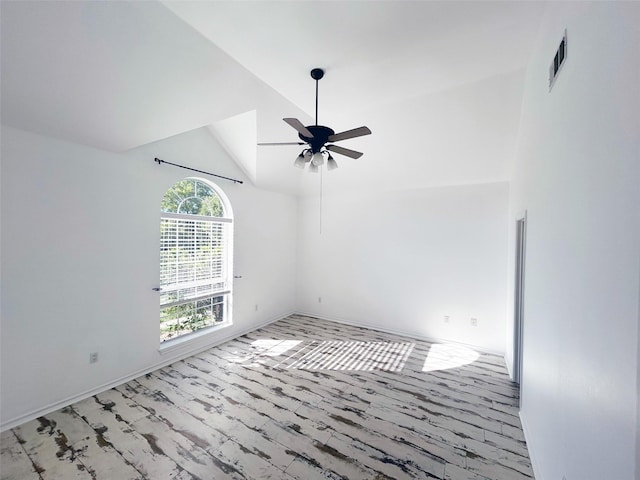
(159, 216, 229, 308)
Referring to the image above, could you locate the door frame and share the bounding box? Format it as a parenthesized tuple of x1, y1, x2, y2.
(513, 213, 527, 392)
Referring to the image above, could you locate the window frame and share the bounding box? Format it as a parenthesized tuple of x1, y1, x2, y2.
(158, 177, 234, 348)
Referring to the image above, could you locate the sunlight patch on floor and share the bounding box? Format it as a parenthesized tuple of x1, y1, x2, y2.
(283, 340, 415, 372)
(250, 339, 302, 356)
(221, 339, 303, 364)
(422, 343, 479, 372)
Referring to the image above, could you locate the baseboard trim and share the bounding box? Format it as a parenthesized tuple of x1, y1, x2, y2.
(0, 312, 291, 432)
(294, 311, 505, 357)
(504, 352, 515, 380)
(519, 410, 542, 480)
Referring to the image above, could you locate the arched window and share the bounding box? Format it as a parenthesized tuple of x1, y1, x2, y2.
(159, 178, 233, 343)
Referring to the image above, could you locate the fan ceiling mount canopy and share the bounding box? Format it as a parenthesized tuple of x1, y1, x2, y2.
(259, 68, 372, 172)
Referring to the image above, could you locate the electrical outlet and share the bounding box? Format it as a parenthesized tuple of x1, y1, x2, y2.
(470, 318, 478, 327)
(444, 315, 450, 323)
(89, 352, 98, 364)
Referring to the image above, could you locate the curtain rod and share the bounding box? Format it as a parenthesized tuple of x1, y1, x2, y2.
(154, 157, 243, 185)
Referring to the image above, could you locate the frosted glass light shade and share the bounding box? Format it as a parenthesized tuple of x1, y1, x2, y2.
(309, 163, 319, 173)
(327, 157, 338, 170)
(294, 153, 306, 169)
(312, 151, 325, 166)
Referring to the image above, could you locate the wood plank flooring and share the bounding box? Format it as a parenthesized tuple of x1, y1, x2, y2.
(1, 315, 534, 479)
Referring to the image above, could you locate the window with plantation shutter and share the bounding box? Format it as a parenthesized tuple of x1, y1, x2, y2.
(159, 178, 233, 343)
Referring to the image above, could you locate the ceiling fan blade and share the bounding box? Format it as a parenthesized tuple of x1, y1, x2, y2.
(327, 126, 372, 142)
(283, 118, 314, 138)
(326, 144, 364, 159)
(258, 142, 306, 146)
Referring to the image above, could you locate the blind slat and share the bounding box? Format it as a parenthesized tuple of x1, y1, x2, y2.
(159, 216, 228, 308)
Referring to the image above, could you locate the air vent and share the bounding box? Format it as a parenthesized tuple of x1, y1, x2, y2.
(549, 29, 567, 91)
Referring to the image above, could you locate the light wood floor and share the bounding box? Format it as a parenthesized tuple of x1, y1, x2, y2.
(1, 315, 534, 479)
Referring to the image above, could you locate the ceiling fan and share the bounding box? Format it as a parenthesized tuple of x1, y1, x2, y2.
(258, 68, 371, 172)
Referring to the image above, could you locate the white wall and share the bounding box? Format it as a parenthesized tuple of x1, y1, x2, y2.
(296, 182, 509, 353)
(0, 125, 297, 429)
(509, 3, 640, 479)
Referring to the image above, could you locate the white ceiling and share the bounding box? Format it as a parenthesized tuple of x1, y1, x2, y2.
(1, 1, 547, 196)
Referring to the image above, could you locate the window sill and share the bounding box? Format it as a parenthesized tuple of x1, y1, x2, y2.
(159, 321, 232, 355)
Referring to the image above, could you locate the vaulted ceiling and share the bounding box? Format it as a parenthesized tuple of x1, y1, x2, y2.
(1, 1, 547, 196)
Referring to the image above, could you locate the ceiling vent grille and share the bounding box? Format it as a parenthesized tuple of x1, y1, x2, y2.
(549, 29, 567, 91)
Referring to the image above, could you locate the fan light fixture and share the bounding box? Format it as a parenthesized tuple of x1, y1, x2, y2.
(294, 152, 307, 169)
(327, 154, 338, 171)
(297, 149, 337, 171)
(312, 151, 325, 166)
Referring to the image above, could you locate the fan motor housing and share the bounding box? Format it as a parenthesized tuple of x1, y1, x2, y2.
(299, 125, 334, 153)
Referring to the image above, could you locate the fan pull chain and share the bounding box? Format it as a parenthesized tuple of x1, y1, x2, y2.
(319, 164, 323, 235)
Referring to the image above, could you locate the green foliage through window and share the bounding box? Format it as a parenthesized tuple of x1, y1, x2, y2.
(160, 296, 225, 342)
(161, 178, 224, 217)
